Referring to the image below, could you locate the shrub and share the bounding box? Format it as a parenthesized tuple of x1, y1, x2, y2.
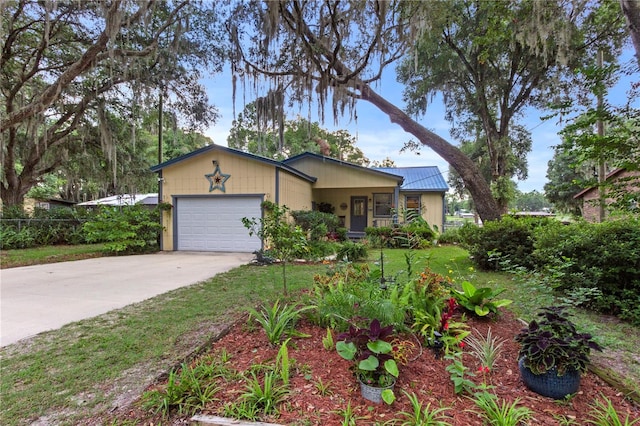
(336, 241, 368, 262)
(365, 222, 435, 249)
(458, 216, 554, 270)
(532, 218, 640, 324)
(438, 227, 463, 245)
(0, 206, 91, 249)
(291, 210, 341, 241)
(309, 263, 407, 331)
(83, 205, 162, 254)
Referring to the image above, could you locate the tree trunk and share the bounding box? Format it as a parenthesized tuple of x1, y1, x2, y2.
(621, 0, 640, 67)
(359, 85, 502, 223)
(1, 179, 31, 209)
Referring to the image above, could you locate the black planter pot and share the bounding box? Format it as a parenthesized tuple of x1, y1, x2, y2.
(518, 358, 581, 399)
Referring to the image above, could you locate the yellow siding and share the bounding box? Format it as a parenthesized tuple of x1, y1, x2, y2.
(157, 148, 315, 250)
(288, 157, 399, 188)
(397, 193, 444, 230)
(313, 187, 396, 230)
(162, 150, 277, 197)
(278, 170, 313, 211)
(156, 149, 445, 249)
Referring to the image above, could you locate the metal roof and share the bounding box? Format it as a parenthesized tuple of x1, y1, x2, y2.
(374, 166, 448, 191)
(77, 193, 158, 206)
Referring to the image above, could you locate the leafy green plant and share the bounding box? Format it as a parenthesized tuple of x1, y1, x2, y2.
(310, 265, 408, 331)
(291, 209, 341, 241)
(452, 281, 512, 316)
(333, 401, 366, 426)
(389, 390, 452, 425)
(140, 361, 221, 417)
(532, 218, 640, 325)
(221, 400, 261, 421)
(586, 396, 640, 425)
(444, 351, 476, 395)
(515, 306, 603, 375)
(465, 328, 505, 371)
(248, 300, 314, 345)
(458, 216, 553, 270)
(471, 391, 533, 426)
(312, 377, 333, 396)
(322, 327, 335, 350)
(337, 241, 369, 261)
(83, 205, 162, 254)
(336, 319, 399, 390)
(241, 371, 290, 417)
(243, 201, 309, 294)
(275, 338, 292, 385)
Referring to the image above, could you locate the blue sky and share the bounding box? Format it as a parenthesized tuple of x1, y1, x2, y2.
(202, 50, 638, 193)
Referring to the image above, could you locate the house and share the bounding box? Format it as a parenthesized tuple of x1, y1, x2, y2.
(573, 168, 640, 222)
(150, 145, 448, 252)
(23, 197, 76, 212)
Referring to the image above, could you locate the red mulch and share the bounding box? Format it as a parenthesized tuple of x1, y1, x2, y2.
(117, 309, 639, 425)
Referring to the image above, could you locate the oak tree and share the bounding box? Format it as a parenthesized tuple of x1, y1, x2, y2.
(1, 0, 223, 207)
(227, 0, 624, 222)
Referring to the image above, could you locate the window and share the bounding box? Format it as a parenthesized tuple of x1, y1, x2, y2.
(373, 193, 392, 217)
(405, 195, 420, 209)
(405, 195, 421, 222)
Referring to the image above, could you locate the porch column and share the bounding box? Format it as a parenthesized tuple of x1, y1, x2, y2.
(441, 193, 446, 231)
(394, 184, 400, 224)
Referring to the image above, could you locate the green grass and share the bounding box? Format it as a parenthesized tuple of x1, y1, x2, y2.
(0, 243, 107, 268)
(1, 245, 638, 425)
(0, 262, 325, 425)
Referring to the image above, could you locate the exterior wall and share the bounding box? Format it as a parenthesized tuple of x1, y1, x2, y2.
(397, 192, 445, 231)
(579, 170, 640, 222)
(159, 149, 278, 251)
(311, 188, 445, 231)
(580, 188, 600, 223)
(312, 187, 397, 231)
(288, 157, 399, 188)
(161, 150, 278, 198)
(278, 170, 314, 211)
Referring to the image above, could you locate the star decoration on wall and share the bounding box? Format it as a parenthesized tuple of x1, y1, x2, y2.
(205, 161, 230, 192)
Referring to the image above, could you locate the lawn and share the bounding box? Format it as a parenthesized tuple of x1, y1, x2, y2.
(0, 243, 107, 268)
(0, 245, 638, 425)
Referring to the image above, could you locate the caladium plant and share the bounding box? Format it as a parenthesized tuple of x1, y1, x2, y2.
(336, 319, 399, 395)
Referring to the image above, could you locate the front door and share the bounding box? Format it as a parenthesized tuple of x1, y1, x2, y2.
(350, 196, 367, 232)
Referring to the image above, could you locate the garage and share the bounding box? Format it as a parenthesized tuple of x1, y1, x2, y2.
(175, 196, 262, 252)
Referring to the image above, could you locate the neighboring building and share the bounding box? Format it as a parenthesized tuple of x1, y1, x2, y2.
(77, 193, 158, 208)
(23, 197, 76, 212)
(574, 168, 640, 222)
(150, 145, 448, 252)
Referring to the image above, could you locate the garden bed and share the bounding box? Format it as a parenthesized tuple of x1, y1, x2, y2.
(123, 309, 639, 425)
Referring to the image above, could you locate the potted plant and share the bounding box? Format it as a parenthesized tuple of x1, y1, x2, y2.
(515, 306, 602, 399)
(336, 319, 399, 404)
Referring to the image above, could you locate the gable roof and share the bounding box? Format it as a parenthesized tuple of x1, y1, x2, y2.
(150, 144, 316, 183)
(374, 166, 449, 192)
(573, 168, 630, 199)
(150, 146, 449, 190)
(283, 152, 404, 183)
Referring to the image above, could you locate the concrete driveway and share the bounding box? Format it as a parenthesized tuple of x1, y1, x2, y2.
(0, 252, 253, 347)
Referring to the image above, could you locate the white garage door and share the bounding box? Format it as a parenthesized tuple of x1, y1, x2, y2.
(176, 197, 262, 252)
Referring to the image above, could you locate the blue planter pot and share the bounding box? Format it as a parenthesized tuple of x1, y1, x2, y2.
(518, 358, 581, 399)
